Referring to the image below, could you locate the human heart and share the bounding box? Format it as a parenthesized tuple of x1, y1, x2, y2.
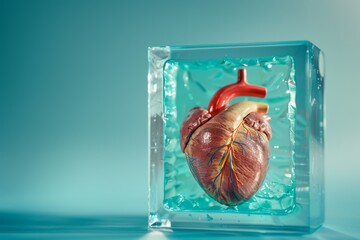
(180, 69, 272, 206)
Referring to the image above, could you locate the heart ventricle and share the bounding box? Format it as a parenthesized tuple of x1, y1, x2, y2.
(182, 101, 271, 206)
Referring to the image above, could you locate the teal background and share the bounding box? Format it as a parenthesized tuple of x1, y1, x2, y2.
(0, 0, 359, 238)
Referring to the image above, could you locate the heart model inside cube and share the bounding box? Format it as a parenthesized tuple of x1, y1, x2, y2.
(180, 69, 272, 206)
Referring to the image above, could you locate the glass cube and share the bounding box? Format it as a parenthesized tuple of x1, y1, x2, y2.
(148, 41, 324, 233)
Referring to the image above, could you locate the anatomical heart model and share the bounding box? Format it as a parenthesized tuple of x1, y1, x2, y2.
(180, 69, 272, 206)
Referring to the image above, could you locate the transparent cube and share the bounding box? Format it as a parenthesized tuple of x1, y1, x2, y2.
(148, 41, 324, 233)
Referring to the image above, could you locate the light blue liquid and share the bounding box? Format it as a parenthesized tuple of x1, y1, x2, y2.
(163, 56, 296, 215)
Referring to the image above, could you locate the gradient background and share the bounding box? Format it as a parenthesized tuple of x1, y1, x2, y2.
(0, 0, 359, 238)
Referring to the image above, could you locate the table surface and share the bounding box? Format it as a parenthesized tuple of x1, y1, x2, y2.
(0, 214, 358, 240)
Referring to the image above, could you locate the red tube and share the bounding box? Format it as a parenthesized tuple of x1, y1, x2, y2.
(207, 69, 267, 116)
